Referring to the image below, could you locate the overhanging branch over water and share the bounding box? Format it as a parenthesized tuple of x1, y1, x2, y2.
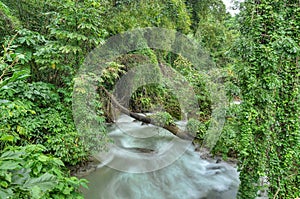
(100, 86, 194, 141)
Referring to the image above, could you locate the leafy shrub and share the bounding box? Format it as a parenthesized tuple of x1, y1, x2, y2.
(0, 43, 94, 166)
(172, 55, 212, 121)
(211, 104, 240, 158)
(186, 118, 207, 139)
(148, 112, 175, 126)
(0, 80, 89, 165)
(0, 1, 20, 38)
(0, 144, 87, 199)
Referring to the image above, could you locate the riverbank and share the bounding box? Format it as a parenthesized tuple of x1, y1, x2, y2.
(69, 156, 100, 178)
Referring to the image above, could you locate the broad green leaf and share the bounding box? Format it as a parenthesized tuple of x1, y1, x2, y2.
(0, 188, 13, 199)
(30, 185, 42, 199)
(37, 154, 49, 162)
(0, 181, 8, 188)
(0, 99, 10, 104)
(8, 69, 31, 82)
(0, 135, 14, 142)
(0, 151, 23, 160)
(53, 158, 64, 166)
(0, 161, 20, 170)
(23, 173, 57, 192)
(11, 168, 30, 185)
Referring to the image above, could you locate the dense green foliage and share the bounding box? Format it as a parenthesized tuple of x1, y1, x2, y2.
(0, 0, 299, 198)
(105, 0, 191, 34)
(0, 42, 87, 197)
(0, 145, 87, 198)
(233, 0, 300, 198)
(0, 38, 89, 165)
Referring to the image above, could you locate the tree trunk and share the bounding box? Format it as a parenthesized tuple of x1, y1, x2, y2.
(101, 86, 194, 141)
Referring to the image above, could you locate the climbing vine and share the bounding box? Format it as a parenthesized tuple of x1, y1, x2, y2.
(2, 0, 299, 197)
(234, 0, 300, 198)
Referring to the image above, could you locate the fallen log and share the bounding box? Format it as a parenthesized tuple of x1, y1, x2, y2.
(100, 86, 194, 141)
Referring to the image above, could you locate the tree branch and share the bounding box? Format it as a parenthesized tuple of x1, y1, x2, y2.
(100, 86, 194, 141)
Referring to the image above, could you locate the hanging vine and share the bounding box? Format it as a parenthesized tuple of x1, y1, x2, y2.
(234, 0, 300, 198)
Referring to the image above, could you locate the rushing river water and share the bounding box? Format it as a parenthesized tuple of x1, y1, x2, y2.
(83, 115, 240, 199)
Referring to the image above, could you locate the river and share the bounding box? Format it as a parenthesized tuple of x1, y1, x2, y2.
(82, 114, 240, 199)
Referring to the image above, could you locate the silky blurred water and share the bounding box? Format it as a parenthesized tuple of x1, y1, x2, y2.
(82, 115, 240, 199)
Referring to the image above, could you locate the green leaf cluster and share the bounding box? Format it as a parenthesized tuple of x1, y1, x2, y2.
(232, 0, 300, 198)
(0, 145, 87, 199)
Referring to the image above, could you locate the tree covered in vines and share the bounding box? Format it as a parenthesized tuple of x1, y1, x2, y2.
(234, 0, 300, 198)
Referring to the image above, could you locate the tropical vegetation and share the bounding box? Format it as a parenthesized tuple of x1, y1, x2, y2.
(0, 0, 299, 198)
